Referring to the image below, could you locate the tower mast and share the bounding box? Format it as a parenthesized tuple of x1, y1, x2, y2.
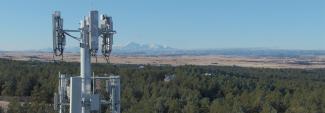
(52, 10, 120, 113)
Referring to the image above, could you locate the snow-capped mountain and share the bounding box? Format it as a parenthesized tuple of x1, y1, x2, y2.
(33, 42, 325, 57)
(112, 42, 178, 55)
(115, 42, 175, 51)
(37, 42, 178, 55)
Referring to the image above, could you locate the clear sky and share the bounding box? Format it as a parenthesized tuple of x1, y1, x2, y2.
(0, 0, 324, 50)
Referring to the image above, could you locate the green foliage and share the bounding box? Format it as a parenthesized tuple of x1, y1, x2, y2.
(0, 59, 324, 113)
(7, 98, 23, 113)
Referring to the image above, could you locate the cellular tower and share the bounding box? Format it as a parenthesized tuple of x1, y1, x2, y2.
(52, 10, 120, 113)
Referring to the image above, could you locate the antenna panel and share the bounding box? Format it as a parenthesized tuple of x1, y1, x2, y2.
(89, 11, 99, 55)
(100, 15, 114, 57)
(52, 11, 65, 56)
(90, 94, 100, 111)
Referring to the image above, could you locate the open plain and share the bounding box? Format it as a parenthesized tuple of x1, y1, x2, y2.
(1, 51, 325, 69)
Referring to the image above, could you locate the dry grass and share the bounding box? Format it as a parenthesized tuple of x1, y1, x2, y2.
(1, 52, 325, 69)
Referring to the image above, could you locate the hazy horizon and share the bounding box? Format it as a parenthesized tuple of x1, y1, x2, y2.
(0, 0, 324, 50)
(3, 41, 325, 51)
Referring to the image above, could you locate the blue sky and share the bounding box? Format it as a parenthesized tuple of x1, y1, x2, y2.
(0, 0, 324, 50)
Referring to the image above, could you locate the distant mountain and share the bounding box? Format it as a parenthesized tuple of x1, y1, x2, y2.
(173, 48, 325, 57)
(112, 42, 178, 56)
(38, 42, 177, 54)
(115, 42, 175, 51)
(38, 48, 52, 52)
(36, 43, 325, 57)
(38, 47, 80, 53)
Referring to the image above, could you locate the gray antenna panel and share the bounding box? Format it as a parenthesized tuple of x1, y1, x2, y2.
(52, 11, 65, 56)
(100, 15, 115, 58)
(89, 11, 99, 55)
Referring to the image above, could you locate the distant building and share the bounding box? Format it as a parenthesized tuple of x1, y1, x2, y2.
(164, 74, 175, 82)
(204, 73, 212, 76)
(138, 65, 145, 69)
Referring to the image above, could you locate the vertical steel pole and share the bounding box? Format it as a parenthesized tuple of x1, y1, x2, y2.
(110, 76, 120, 113)
(70, 77, 82, 113)
(80, 17, 92, 113)
(59, 72, 63, 113)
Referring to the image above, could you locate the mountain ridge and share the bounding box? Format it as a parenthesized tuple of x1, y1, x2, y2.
(4, 42, 325, 57)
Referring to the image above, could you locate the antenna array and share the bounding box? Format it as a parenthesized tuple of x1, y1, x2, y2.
(52, 10, 120, 113)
